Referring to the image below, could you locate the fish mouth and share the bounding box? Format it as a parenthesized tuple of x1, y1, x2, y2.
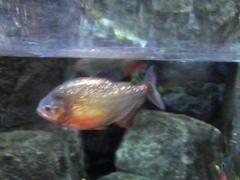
(36, 106, 51, 120)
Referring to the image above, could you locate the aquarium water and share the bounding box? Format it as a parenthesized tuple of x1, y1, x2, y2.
(0, 1, 239, 180)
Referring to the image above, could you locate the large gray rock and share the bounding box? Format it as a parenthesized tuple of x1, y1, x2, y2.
(116, 110, 223, 180)
(0, 130, 85, 180)
(99, 172, 149, 180)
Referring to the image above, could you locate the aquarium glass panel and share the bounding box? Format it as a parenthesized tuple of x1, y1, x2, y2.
(0, 0, 240, 61)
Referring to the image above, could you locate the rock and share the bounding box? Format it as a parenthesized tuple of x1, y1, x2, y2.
(163, 83, 224, 122)
(220, 63, 240, 179)
(98, 172, 149, 180)
(0, 130, 85, 180)
(154, 62, 227, 122)
(116, 110, 223, 180)
(163, 92, 217, 121)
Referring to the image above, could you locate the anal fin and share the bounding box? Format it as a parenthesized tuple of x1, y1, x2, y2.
(115, 116, 134, 128)
(94, 126, 108, 130)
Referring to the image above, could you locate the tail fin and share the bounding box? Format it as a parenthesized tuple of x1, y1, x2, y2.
(144, 65, 165, 110)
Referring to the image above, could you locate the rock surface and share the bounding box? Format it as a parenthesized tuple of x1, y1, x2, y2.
(116, 110, 223, 180)
(99, 172, 149, 180)
(0, 130, 85, 180)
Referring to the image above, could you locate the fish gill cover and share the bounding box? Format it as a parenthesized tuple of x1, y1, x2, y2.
(0, 0, 240, 61)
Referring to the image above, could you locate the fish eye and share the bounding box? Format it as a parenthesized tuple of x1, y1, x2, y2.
(44, 106, 51, 112)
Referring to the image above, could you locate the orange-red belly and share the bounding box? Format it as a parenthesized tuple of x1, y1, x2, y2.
(61, 109, 109, 130)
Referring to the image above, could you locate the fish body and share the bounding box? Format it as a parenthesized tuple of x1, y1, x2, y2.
(37, 66, 164, 130)
(218, 171, 228, 180)
(217, 163, 228, 180)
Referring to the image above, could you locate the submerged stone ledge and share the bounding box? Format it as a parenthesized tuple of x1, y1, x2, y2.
(113, 110, 223, 180)
(0, 130, 85, 180)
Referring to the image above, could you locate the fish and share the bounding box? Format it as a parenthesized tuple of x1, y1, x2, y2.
(36, 66, 165, 130)
(68, 59, 148, 81)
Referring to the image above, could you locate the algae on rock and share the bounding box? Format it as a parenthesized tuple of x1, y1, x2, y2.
(0, 130, 85, 180)
(98, 172, 150, 180)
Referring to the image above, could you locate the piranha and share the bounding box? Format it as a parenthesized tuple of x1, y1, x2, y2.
(36, 66, 165, 130)
(218, 163, 228, 180)
(218, 171, 228, 180)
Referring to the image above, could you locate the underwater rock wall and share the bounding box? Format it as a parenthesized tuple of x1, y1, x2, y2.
(0, 58, 87, 179)
(0, 58, 69, 129)
(0, 130, 85, 180)
(114, 111, 222, 180)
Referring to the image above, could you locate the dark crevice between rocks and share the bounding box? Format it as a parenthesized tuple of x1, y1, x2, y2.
(80, 125, 126, 180)
(212, 63, 237, 169)
(215, 63, 237, 141)
(217, 63, 240, 178)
